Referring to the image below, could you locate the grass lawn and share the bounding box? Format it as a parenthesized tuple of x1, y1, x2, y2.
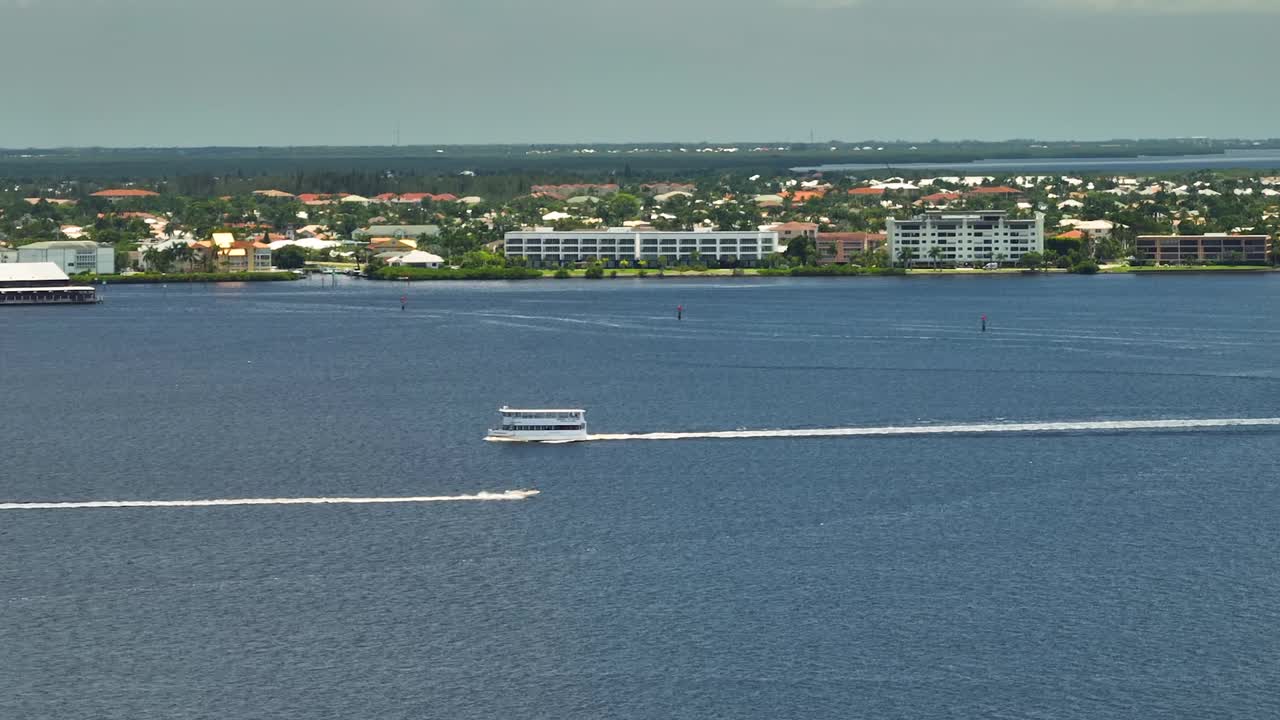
(905, 267, 1046, 274)
(540, 268, 754, 277)
(1102, 265, 1275, 273)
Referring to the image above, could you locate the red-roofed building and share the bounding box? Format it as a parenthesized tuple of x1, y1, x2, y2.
(781, 189, 826, 204)
(372, 193, 399, 202)
(296, 194, 334, 205)
(917, 192, 963, 207)
(1055, 229, 1085, 240)
(967, 186, 1022, 197)
(848, 187, 885, 197)
(817, 232, 887, 264)
(91, 188, 159, 200)
(396, 192, 435, 203)
(24, 197, 77, 206)
(431, 193, 459, 202)
(530, 183, 620, 200)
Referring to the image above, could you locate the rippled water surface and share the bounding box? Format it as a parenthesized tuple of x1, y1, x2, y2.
(3, 274, 1279, 719)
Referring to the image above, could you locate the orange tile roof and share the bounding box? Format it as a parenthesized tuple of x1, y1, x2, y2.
(919, 192, 963, 204)
(782, 190, 826, 203)
(91, 188, 158, 197)
(848, 187, 885, 196)
(967, 186, 1022, 195)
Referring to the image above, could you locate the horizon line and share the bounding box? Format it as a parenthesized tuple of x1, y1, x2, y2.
(3, 137, 1279, 153)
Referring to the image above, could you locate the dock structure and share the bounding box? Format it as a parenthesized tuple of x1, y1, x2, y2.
(0, 262, 98, 305)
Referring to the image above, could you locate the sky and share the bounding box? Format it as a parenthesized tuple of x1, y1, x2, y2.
(0, 0, 1277, 147)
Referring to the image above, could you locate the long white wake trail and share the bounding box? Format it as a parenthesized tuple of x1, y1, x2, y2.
(586, 417, 1280, 442)
(0, 490, 539, 511)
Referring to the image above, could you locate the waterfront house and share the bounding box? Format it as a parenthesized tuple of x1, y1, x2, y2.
(386, 250, 444, 268)
(194, 232, 273, 271)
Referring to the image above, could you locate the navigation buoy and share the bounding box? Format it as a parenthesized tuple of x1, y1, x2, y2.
(677, 304, 684, 321)
(981, 314, 987, 332)
(401, 294, 407, 311)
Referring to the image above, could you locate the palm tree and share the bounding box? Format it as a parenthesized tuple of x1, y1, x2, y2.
(202, 243, 220, 273)
(994, 252, 1008, 267)
(897, 246, 916, 269)
(927, 246, 943, 269)
(171, 243, 196, 271)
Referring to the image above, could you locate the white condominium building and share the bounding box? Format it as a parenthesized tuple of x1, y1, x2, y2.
(887, 211, 1044, 266)
(0, 240, 115, 275)
(504, 228, 785, 266)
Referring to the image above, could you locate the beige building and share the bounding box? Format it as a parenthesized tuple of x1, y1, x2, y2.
(767, 222, 818, 246)
(194, 232, 273, 271)
(1135, 235, 1269, 264)
(816, 233, 887, 264)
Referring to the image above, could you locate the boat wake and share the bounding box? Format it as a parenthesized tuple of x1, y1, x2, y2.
(0, 489, 540, 511)
(583, 417, 1280, 442)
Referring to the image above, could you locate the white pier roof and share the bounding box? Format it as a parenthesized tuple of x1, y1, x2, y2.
(0, 262, 69, 284)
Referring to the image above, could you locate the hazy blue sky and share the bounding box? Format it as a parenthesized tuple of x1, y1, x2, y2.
(1, 0, 1276, 147)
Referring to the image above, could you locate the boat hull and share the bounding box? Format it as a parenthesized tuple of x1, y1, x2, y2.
(485, 429, 589, 443)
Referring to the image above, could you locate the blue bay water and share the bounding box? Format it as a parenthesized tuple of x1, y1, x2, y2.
(2, 275, 1279, 719)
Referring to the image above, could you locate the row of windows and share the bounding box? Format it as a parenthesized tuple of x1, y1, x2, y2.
(896, 231, 1034, 236)
(500, 425, 585, 431)
(511, 243, 757, 247)
(512, 238, 765, 243)
(895, 240, 1040, 247)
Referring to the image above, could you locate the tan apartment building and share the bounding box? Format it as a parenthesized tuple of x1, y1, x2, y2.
(1135, 234, 1269, 264)
(195, 232, 273, 271)
(816, 232, 887, 264)
(768, 222, 818, 247)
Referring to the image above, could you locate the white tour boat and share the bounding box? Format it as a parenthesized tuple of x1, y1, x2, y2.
(487, 407, 588, 443)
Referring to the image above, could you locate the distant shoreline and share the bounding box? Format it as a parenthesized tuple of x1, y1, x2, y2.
(67, 266, 1277, 285)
